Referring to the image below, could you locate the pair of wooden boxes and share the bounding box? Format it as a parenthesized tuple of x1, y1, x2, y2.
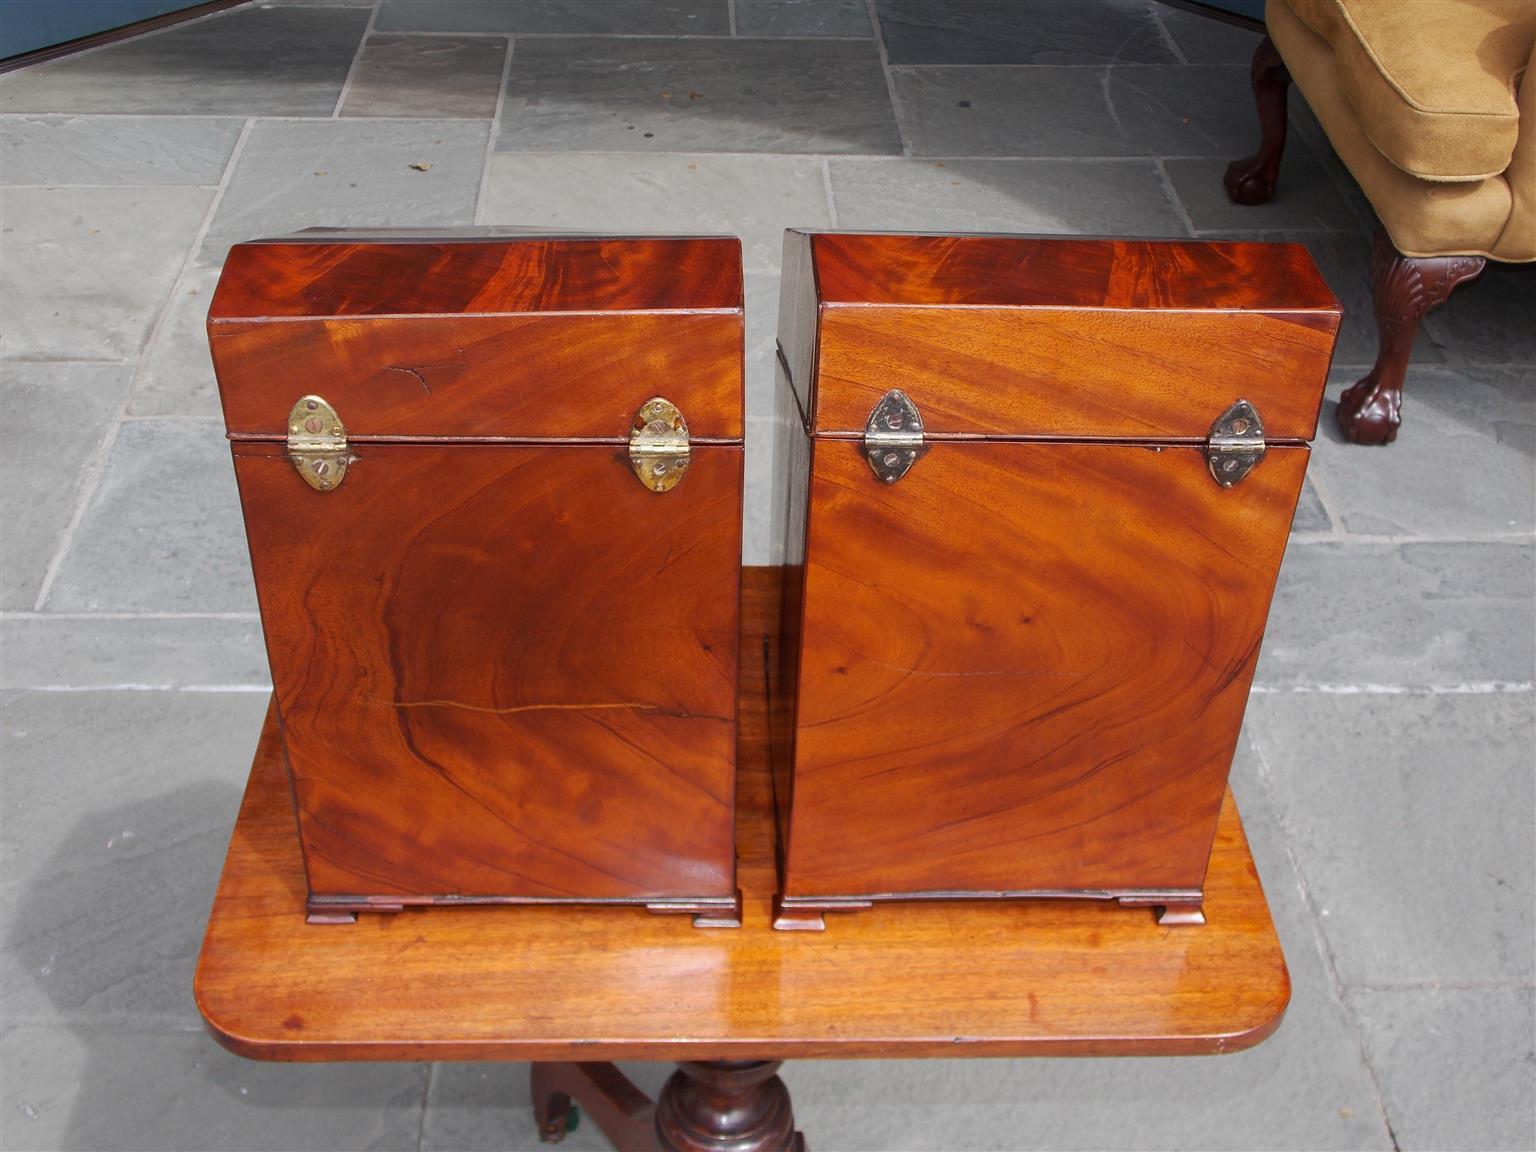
(209, 229, 1340, 929)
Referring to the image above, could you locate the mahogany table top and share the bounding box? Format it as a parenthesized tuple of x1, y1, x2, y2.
(194, 571, 1289, 1064)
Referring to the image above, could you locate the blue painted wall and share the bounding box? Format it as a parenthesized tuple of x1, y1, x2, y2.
(1180, 0, 1267, 24)
(2, 0, 207, 60)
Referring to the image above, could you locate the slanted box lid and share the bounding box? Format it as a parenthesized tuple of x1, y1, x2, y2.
(210, 229, 744, 442)
(792, 232, 1340, 443)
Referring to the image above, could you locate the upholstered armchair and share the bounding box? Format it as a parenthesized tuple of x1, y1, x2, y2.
(1225, 0, 1534, 444)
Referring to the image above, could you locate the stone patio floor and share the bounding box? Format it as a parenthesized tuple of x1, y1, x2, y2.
(1, 1, 1532, 1149)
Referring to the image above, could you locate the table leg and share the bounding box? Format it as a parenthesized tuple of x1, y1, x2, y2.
(531, 1060, 805, 1152)
(532, 1062, 657, 1149)
(655, 1062, 805, 1152)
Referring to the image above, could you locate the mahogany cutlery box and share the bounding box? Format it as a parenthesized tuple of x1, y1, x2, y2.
(209, 230, 745, 925)
(769, 232, 1340, 929)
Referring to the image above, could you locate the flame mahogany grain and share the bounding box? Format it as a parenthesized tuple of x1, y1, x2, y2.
(214, 235, 743, 318)
(803, 233, 1339, 441)
(773, 232, 1340, 926)
(193, 570, 1291, 1065)
(210, 235, 744, 441)
(232, 442, 742, 906)
(212, 312, 743, 441)
(806, 234, 1337, 312)
(209, 232, 744, 918)
(787, 440, 1306, 898)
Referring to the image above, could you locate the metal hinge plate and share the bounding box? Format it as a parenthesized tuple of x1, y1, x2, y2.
(865, 389, 926, 484)
(629, 396, 690, 493)
(1207, 399, 1266, 488)
(288, 395, 349, 491)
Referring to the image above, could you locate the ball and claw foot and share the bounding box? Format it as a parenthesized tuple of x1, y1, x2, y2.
(1337, 372, 1404, 446)
(1338, 229, 1486, 445)
(1223, 157, 1279, 207)
(1223, 36, 1291, 207)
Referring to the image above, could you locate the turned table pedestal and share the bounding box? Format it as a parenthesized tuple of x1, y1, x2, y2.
(194, 572, 1289, 1151)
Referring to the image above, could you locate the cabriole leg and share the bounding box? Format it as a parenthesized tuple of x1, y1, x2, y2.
(1223, 36, 1291, 205)
(1338, 229, 1486, 444)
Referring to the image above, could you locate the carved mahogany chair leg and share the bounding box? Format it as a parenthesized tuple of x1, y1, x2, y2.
(1338, 229, 1487, 444)
(532, 1062, 658, 1149)
(655, 1061, 805, 1152)
(1224, 36, 1292, 205)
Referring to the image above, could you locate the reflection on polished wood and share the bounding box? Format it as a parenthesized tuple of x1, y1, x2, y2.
(194, 569, 1289, 1065)
(772, 233, 1339, 926)
(210, 232, 746, 922)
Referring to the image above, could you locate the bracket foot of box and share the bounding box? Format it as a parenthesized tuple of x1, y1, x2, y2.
(647, 892, 744, 930)
(772, 897, 873, 932)
(1116, 895, 1207, 926)
(305, 910, 359, 926)
(1154, 902, 1207, 926)
(306, 898, 403, 925)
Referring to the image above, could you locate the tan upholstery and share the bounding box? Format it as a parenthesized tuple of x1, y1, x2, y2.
(1505, 34, 1536, 256)
(1288, 0, 1532, 181)
(1270, 0, 1536, 261)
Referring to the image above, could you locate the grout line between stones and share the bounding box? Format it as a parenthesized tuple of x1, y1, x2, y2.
(727, 0, 738, 38)
(1347, 980, 1536, 993)
(28, 117, 253, 612)
(11, 684, 273, 693)
(1249, 682, 1535, 696)
(864, 0, 909, 158)
(820, 158, 839, 228)
(1146, 2, 1189, 65)
(128, 115, 253, 409)
(330, 0, 382, 119)
(474, 36, 515, 222)
(25, 407, 124, 613)
(305, 30, 871, 41)
(0, 113, 244, 122)
(414, 1061, 435, 1152)
(0, 113, 490, 124)
(1245, 729, 1404, 1151)
(883, 61, 1244, 71)
(0, 1015, 211, 1033)
(0, 356, 135, 365)
(0, 122, 1313, 166)
(1301, 463, 1348, 540)
(119, 412, 223, 422)
(1, 183, 222, 190)
(1152, 158, 1196, 237)
(0, 611, 262, 620)
(487, 151, 1217, 161)
(1290, 531, 1535, 546)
